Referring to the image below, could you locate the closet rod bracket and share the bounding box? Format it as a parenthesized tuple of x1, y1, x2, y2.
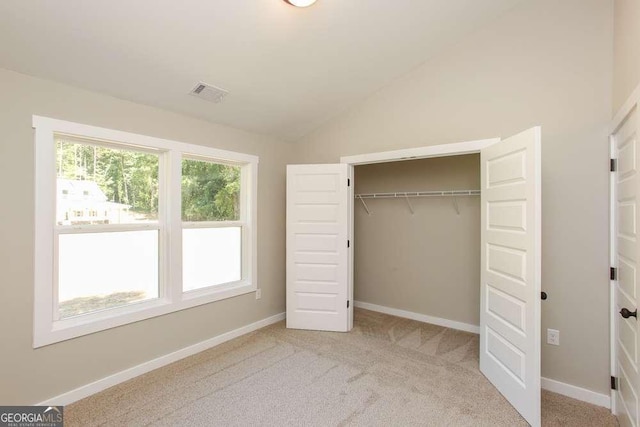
(404, 194, 415, 215)
(453, 196, 460, 215)
(357, 195, 371, 215)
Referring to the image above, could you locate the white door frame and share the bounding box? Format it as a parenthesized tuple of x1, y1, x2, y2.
(340, 138, 500, 166)
(610, 83, 640, 417)
(610, 132, 617, 415)
(339, 137, 501, 330)
(340, 135, 546, 425)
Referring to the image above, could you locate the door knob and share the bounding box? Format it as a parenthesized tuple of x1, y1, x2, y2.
(620, 308, 638, 319)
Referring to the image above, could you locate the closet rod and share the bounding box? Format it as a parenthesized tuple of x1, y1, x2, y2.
(354, 190, 480, 199)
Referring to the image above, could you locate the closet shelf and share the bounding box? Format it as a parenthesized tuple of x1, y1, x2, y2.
(354, 190, 480, 216)
(354, 190, 480, 199)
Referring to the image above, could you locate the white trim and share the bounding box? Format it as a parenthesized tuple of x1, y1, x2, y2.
(541, 377, 611, 409)
(339, 138, 499, 165)
(609, 135, 618, 415)
(354, 300, 480, 334)
(39, 283, 255, 348)
(340, 138, 499, 333)
(347, 165, 354, 331)
(612, 83, 640, 134)
(33, 116, 259, 347)
(609, 84, 640, 416)
(35, 308, 610, 410)
(168, 150, 183, 305)
(32, 115, 259, 165)
(56, 223, 160, 234)
(353, 301, 610, 409)
(182, 221, 244, 229)
(34, 125, 56, 349)
(36, 312, 285, 406)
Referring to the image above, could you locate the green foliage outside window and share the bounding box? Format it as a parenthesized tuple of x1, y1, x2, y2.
(56, 138, 159, 219)
(55, 138, 241, 222)
(181, 159, 240, 221)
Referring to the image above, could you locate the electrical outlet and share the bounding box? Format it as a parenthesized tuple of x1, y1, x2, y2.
(255, 289, 262, 300)
(547, 329, 560, 346)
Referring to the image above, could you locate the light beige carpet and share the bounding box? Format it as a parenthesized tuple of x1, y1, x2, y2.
(66, 308, 617, 426)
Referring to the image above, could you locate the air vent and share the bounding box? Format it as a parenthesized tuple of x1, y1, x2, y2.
(189, 81, 228, 103)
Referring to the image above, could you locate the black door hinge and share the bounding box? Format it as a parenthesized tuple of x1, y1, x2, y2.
(347, 178, 351, 187)
(347, 240, 350, 248)
(611, 267, 617, 281)
(347, 300, 350, 308)
(611, 159, 617, 172)
(611, 376, 618, 390)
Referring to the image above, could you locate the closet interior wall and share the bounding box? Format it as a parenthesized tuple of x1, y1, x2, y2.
(354, 154, 481, 326)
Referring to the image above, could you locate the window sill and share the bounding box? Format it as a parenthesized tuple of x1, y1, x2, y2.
(34, 282, 256, 348)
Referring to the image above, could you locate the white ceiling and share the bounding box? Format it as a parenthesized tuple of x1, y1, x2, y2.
(0, 0, 523, 142)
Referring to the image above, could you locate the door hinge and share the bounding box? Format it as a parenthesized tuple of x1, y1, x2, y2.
(347, 178, 351, 187)
(611, 267, 617, 281)
(347, 240, 350, 248)
(611, 376, 618, 390)
(347, 300, 350, 308)
(611, 158, 617, 172)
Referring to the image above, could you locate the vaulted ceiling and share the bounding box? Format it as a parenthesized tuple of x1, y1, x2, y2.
(0, 0, 524, 141)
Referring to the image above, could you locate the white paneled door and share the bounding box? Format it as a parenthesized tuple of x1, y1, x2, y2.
(613, 105, 640, 427)
(286, 131, 542, 425)
(286, 164, 351, 332)
(480, 127, 541, 427)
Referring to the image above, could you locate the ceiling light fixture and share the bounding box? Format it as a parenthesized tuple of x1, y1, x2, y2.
(284, 0, 317, 7)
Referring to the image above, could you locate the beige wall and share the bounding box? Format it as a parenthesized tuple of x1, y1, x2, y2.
(0, 0, 617, 405)
(614, 0, 640, 114)
(354, 155, 480, 326)
(0, 68, 291, 404)
(297, 0, 613, 394)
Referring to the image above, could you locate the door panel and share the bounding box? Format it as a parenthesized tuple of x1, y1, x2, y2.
(480, 127, 541, 427)
(286, 164, 350, 332)
(614, 105, 640, 427)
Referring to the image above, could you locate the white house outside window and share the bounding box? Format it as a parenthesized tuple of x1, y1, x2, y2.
(33, 116, 258, 347)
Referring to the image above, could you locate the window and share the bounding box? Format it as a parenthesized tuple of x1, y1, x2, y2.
(34, 116, 258, 347)
(181, 158, 244, 293)
(55, 138, 160, 318)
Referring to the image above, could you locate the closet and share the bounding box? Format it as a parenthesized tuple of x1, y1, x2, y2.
(285, 128, 541, 426)
(353, 154, 480, 330)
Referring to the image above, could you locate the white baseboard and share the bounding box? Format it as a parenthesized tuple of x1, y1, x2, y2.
(541, 377, 611, 409)
(355, 300, 611, 409)
(354, 300, 480, 334)
(37, 312, 286, 406)
(37, 308, 611, 411)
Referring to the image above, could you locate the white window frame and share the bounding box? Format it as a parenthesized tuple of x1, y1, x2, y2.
(180, 155, 249, 297)
(33, 116, 259, 348)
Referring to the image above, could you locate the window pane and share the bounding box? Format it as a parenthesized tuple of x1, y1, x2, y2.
(56, 137, 159, 225)
(183, 227, 241, 291)
(182, 159, 240, 221)
(58, 231, 159, 318)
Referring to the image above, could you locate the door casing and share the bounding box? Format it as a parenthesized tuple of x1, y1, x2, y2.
(340, 137, 501, 324)
(610, 82, 640, 419)
(339, 135, 542, 425)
